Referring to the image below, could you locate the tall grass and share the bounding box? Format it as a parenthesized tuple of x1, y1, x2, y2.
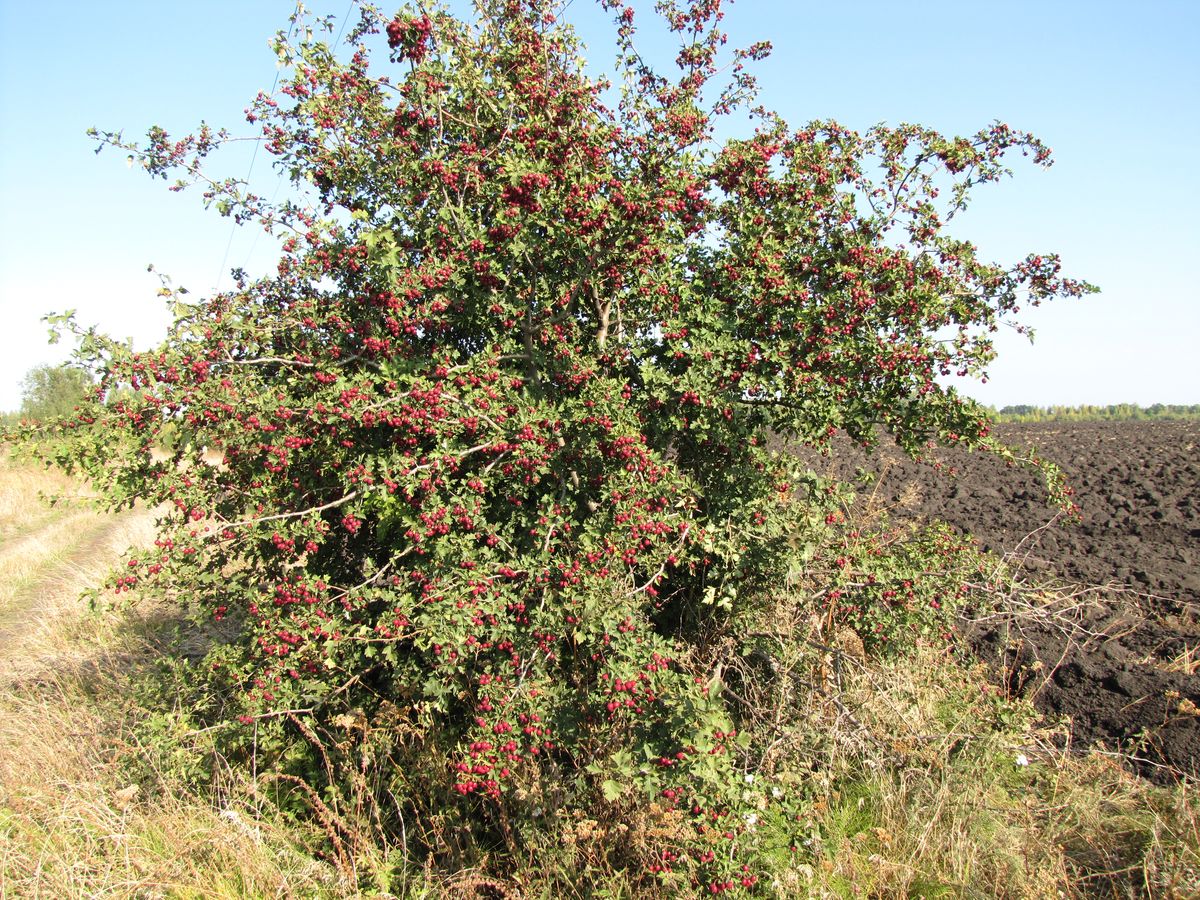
(0, 455, 341, 898)
(0, 454, 88, 544)
(746, 640, 1199, 898)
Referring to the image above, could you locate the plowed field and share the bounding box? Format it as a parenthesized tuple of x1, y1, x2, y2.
(814, 420, 1200, 782)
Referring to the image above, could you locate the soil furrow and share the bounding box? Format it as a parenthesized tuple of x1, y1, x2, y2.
(786, 420, 1200, 782)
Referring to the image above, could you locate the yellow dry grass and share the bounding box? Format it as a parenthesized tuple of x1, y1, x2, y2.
(744, 637, 1200, 899)
(0, 677, 337, 899)
(0, 516, 167, 693)
(0, 454, 88, 542)
(1162, 644, 1200, 676)
(0, 455, 340, 898)
(0, 511, 116, 620)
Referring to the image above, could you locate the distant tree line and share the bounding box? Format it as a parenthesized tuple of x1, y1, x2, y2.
(3, 364, 191, 454)
(991, 403, 1200, 422)
(2, 364, 98, 431)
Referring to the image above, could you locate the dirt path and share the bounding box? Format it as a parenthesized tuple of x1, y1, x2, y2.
(0, 508, 157, 670)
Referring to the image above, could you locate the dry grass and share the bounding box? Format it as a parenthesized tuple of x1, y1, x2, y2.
(0, 452, 115, 639)
(741, 610, 1200, 900)
(0, 511, 108, 617)
(0, 676, 338, 899)
(1162, 644, 1200, 676)
(725, 529, 1200, 900)
(0, 454, 87, 542)
(0, 455, 341, 899)
(741, 635, 1199, 898)
(0, 501, 156, 679)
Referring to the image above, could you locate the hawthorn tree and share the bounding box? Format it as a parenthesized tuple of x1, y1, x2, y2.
(34, 0, 1092, 889)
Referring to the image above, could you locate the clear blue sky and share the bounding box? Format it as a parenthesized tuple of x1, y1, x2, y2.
(2, 0, 1197, 412)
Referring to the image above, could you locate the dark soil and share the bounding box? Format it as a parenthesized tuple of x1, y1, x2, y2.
(811, 421, 1200, 783)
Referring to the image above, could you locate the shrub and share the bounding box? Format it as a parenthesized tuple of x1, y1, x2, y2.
(22, 0, 1092, 890)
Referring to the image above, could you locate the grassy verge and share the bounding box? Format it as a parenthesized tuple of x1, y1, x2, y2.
(0, 453, 1195, 898)
(0, 670, 338, 898)
(0, 513, 115, 625)
(747, 642, 1199, 898)
(0, 454, 83, 530)
(0, 455, 341, 898)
